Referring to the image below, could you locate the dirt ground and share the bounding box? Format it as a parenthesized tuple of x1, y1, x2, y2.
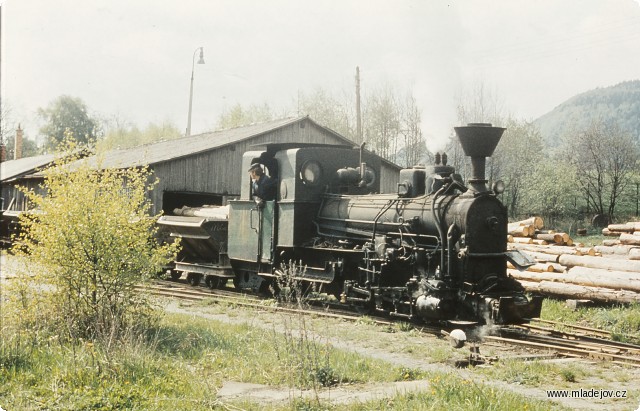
(165, 300, 640, 410)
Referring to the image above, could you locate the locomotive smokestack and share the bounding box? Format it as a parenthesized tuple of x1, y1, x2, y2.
(454, 123, 505, 193)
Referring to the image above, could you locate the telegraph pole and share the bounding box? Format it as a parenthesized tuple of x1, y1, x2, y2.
(355, 66, 362, 143)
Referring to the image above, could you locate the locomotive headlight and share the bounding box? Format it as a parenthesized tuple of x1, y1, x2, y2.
(300, 160, 322, 185)
(492, 180, 505, 195)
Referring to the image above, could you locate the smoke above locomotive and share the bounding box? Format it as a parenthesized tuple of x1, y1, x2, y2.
(159, 123, 542, 326)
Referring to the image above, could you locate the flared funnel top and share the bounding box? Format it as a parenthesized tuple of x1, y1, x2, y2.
(454, 123, 505, 158)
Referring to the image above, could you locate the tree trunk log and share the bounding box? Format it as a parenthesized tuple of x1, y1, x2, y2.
(511, 243, 583, 256)
(619, 233, 640, 246)
(515, 249, 560, 263)
(507, 262, 555, 272)
(535, 233, 563, 243)
(557, 254, 640, 272)
(607, 223, 636, 233)
(516, 216, 544, 229)
(531, 239, 549, 245)
(508, 268, 640, 292)
(602, 228, 621, 237)
(512, 237, 533, 244)
(594, 245, 639, 255)
(516, 280, 640, 304)
(575, 247, 596, 256)
(508, 223, 534, 237)
(568, 265, 640, 282)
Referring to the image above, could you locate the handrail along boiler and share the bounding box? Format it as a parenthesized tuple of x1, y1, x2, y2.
(158, 123, 542, 325)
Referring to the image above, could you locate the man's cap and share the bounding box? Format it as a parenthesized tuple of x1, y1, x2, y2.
(248, 163, 262, 172)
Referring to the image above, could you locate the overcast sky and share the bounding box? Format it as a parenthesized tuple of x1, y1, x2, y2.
(2, 0, 640, 150)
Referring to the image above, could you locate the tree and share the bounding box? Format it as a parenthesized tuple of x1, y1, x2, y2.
(563, 119, 640, 221)
(363, 84, 400, 161)
(296, 81, 427, 165)
(38, 95, 100, 150)
(11, 137, 179, 345)
(3, 132, 39, 158)
(519, 159, 580, 226)
(0, 99, 16, 146)
(454, 82, 505, 127)
(491, 118, 545, 217)
(398, 93, 427, 167)
(216, 102, 273, 129)
(297, 88, 355, 141)
(98, 118, 181, 151)
(446, 81, 506, 183)
(1, 100, 40, 157)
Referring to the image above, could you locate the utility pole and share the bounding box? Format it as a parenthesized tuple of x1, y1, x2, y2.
(355, 66, 362, 143)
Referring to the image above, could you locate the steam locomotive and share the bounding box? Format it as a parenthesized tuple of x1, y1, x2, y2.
(158, 123, 542, 325)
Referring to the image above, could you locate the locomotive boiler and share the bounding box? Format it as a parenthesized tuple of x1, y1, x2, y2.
(158, 123, 542, 325)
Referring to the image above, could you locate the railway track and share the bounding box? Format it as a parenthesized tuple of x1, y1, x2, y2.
(140, 279, 640, 367)
(487, 327, 640, 367)
(138, 279, 380, 323)
(139, 280, 263, 304)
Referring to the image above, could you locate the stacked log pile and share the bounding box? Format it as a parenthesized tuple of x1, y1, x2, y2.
(507, 216, 574, 246)
(506, 217, 640, 304)
(600, 222, 640, 259)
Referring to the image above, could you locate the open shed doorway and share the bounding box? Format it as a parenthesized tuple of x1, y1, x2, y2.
(162, 191, 224, 215)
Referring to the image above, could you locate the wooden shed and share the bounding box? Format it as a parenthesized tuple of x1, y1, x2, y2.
(86, 116, 401, 214)
(0, 153, 56, 212)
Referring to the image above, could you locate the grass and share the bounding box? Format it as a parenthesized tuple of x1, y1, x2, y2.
(0, 310, 559, 411)
(540, 299, 640, 342)
(288, 374, 559, 411)
(478, 357, 588, 388)
(573, 233, 606, 246)
(1, 250, 633, 410)
(0, 312, 422, 410)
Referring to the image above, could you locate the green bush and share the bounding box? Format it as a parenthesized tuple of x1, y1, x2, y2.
(7, 136, 179, 346)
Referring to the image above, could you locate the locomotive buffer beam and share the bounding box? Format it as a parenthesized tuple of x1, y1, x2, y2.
(494, 295, 544, 324)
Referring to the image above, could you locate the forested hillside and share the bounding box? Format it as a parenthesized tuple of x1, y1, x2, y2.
(534, 80, 640, 145)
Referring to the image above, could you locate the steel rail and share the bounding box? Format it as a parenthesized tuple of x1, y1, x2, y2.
(485, 335, 640, 367)
(524, 317, 640, 343)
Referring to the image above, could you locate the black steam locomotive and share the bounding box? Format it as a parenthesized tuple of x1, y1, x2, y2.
(158, 123, 542, 325)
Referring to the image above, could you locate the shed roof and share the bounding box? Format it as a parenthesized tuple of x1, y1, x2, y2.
(20, 116, 401, 180)
(91, 116, 355, 169)
(0, 153, 56, 182)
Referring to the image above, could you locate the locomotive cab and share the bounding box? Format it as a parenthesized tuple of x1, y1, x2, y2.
(227, 149, 278, 290)
(227, 143, 383, 290)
